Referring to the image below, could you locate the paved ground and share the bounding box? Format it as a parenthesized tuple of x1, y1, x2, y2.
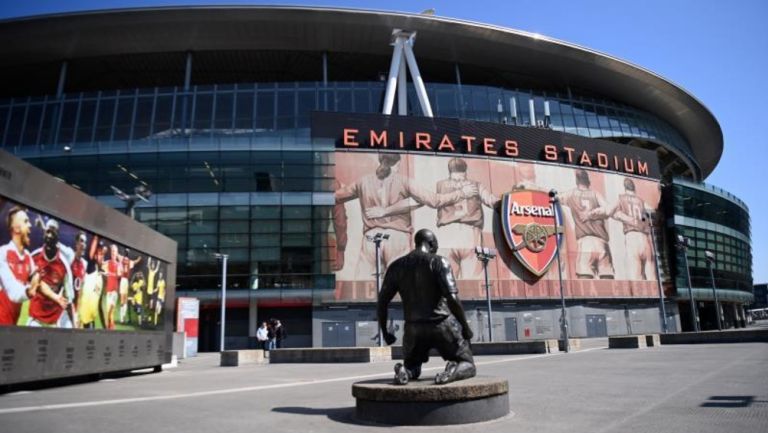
(1, 342, 767, 433)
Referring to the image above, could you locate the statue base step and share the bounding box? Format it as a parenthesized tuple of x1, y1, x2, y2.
(352, 375, 509, 425)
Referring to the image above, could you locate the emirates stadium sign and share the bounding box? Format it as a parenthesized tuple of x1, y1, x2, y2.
(501, 190, 564, 277)
(312, 112, 661, 178)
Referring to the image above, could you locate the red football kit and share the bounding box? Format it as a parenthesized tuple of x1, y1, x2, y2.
(0, 242, 35, 325)
(28, 249, 69, 325)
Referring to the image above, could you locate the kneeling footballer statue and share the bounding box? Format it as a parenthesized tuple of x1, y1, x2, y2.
(378, 229, 476, 385)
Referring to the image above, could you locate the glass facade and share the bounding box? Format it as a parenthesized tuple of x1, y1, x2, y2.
(1, 81, 694, 173)
(2, 80, 704, 307)
(1, 71, 748, 343)
(668, 179, 753, 293)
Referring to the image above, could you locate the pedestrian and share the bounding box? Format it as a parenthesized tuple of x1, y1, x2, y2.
(256, 321, 269, 351)
(274, 319, 287, 348)
(267, 319, 276, 350)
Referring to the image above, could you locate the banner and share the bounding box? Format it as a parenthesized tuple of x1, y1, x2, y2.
(176, 297, 199, 357)
(331, 152, 661, 302)
(0, 195, 169, 330)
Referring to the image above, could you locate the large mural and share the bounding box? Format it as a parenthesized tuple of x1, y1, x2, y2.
(0, 196, 168, 330)
(332, 152, 661, 302)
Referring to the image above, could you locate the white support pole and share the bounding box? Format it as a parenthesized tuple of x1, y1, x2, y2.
(529, 98, 536, 126)
(403, 42, 433, 117)
(397, 58, 408, 116)
(382, 38, 405, 115)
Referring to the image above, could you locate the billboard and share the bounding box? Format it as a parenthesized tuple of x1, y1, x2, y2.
(331, 151, 661, 302)
(176, 297, 199, 357)
(0, 195, 169, 331)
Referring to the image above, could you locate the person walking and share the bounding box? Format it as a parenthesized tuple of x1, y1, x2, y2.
(274, 319, 286, 349)
(267, 319, 276, 350)
(256, 321, 269, 351)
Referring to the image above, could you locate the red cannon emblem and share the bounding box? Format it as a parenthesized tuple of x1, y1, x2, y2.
(501, 190, 564, 277)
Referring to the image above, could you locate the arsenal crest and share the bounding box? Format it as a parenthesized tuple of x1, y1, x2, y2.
(501, 190, 564, 277)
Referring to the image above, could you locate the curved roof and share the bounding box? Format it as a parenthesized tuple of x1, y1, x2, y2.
(0, 6, 722, 178)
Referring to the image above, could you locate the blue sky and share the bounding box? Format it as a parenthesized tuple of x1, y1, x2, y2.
(1, 0, 766, 282)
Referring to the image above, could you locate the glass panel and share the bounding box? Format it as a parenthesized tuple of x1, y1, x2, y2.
(132, 96, 154, 140)
(252, 206, 281, 219)
(214, 92, 234, 130)
(57, 101, 79, 144)
(22, 104, 43, 146)
(192, 93, 213, 132)
(256, 92, 275, 130)
(113, 96, 135, 141)
(94, 98, 116, 142)
(277, 91, 295, 129)
(153, 95, 173, 134)
(235, 92, 255, 130)
(220, 205, 249, 220)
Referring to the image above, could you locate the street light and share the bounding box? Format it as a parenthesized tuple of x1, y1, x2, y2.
(705, 250, 723, 331)
(643, 210, 668, 333)
(366, 232, 389, 347)
(676, 235, 699, 332)
(549, 189, 569, 353)
(475, 246, 497, 342)
(213, 253, 229, 352)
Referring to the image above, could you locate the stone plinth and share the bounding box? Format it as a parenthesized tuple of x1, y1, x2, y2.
(608, 335, 647, 349)
(220, 350, 266, 366)
(352, 376, 509, 425)
(645, 334, 661, 347)
(559, 338, 582, 352)
(269, 347, 391, 363)
(660, 329, 768, 345)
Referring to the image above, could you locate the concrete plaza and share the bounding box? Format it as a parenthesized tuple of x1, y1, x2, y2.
(1, 341, 766, 433)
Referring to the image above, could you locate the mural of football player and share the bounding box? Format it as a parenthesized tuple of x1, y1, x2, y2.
(513, 162, 539, 191)
(55, 230, 88, 321)
(118, 249, 142, 323)
(560, 169, 614, 279)
(434, 158, 499, 279)
(128, 271, 146, 326)
(335, 153, 478, 278)
(101, 244, 122, 329)
(331, 179, 348, 271)
(610, 178, 655, 280)
(0, 207, 39, 325)
(78, 237, 106, 328)
(28, 219, 76, 328)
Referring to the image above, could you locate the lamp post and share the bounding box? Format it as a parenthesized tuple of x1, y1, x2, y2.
(475, 246, 497, 342)
(366, 232, 389, 347)
(643, 211, 668, 333)
(213, 253, 229, 352)
(549, 189, 569, 353)
(676, 235, 699, 332)
(705, 250, 723, 331)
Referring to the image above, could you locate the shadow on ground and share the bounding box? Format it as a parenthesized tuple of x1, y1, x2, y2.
(272, 406, 380, 426)
(1, 368, 160, 394)
(700, 396, 768, 408)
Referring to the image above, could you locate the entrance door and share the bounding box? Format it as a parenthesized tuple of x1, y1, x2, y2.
(586, 314, 608, 337)
(322, 322, 356, 347)
(504, 317, 519, 341)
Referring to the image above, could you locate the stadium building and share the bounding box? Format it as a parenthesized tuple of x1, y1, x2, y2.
(0, 6, 753, 350)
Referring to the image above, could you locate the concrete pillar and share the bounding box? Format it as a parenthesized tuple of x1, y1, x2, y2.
(248, 297, 259, 337)
(56, 61, 68, 98)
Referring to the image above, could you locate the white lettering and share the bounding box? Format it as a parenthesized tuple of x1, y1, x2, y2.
(510, 201, 554, 217)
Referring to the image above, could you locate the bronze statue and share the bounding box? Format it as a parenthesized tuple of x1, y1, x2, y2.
(378, 229, 476, 385)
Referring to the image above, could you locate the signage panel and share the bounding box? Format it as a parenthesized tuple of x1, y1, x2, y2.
(312, 112, 661, 179)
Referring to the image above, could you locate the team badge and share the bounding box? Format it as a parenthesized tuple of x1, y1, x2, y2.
(501, 189, 564, 277)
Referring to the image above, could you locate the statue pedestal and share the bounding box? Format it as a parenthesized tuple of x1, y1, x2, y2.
(352, 376, 509, 425)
